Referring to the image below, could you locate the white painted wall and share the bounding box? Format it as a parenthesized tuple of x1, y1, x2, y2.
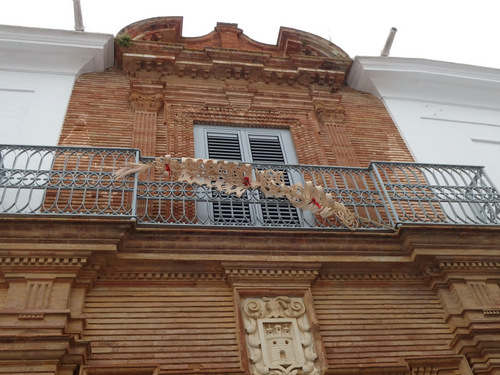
(0, 25, 114, 146)
(348, 57, 500, 188)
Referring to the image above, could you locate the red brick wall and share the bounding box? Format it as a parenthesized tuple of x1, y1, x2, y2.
(60, 70, 413, 168)
(60, 68, 135, 149)
(312, 277, 454, 367)
(83, 278, 242, 372)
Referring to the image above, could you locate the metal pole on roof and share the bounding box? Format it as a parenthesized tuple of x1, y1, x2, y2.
(73, 0, 85, 31)
(380, 27, 397, 57)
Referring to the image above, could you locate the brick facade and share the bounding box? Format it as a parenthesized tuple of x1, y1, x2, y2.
(2, 17, 500, 375)
(60, 66, 411, 168)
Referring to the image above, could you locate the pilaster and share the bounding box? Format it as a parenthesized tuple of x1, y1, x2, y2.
(129, 80, 165, 157)
(0, 253, 99, 374)
(312, 94, 360, 167)
(427, 260, 500, 374)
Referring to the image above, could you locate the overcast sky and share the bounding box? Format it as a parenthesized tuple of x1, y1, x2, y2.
(2, 0, 500, 70)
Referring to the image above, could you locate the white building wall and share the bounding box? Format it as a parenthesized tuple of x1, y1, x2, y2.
(0, 25, 114, 146)
(348, 57, 500, 187)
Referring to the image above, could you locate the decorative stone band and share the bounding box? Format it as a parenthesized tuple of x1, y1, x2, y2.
(114, 155, 359, 229)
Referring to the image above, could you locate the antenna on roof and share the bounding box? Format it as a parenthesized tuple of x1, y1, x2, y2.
(380, 27, 397, 57)
(73, 0, 85, 32)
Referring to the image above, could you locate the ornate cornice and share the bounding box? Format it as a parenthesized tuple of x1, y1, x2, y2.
(224, 263, 320, 288)
(121, 51, 347, 91)
(0, 256, 88, 267)
(438, 261, 500, 270)
(99, 271, 224, 281)
(226, 268, 319, 280)
(318, 272, 425, 281)
(426, 262, 500, 279)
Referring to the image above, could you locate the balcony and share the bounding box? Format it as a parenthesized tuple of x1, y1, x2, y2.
(1, 145, 499, 230)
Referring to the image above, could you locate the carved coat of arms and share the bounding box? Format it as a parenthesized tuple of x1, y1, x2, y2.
(242, 296, 319, 375)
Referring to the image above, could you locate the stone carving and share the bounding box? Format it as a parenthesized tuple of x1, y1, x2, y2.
(313, 102, 346, 123)
(468, 281, 494, 306)
(242, 296, 319, 375)
(23, 281, 52, 309)
(129, 90, 164, 112)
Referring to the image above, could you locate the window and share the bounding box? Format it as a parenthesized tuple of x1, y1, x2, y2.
(194, 125, 304, 226)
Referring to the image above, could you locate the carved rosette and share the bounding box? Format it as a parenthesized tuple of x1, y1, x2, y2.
(129, 90, 164, 112)
(242, 296, 319, 375)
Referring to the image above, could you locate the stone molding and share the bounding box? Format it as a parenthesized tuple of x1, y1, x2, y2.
(438, 261, 500, 270)
(483, 309, 500, 315)
(224, 264, 320, 288)
(328, 355, 469, 374)
(192, 104, 297, 127)
(318, 272, 425, 281)
(0, 256, 88, 267)
(99, 271, 224, 281)
(81, 366, 160, 375)
(122, 52, 346, 91)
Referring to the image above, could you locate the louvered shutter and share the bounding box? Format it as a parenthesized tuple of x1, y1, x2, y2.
(207, 132, 242, 161)
(248, 135, 285, 163)
(248, 134, 300, 226)
(195, 125, 302, 226)
(206, 132, 251, 224)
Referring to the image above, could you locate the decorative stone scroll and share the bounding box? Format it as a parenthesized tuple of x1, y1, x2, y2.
(242, 296, 319, 375)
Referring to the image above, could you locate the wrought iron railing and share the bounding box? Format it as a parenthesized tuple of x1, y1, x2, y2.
(1, 145, 499, 230)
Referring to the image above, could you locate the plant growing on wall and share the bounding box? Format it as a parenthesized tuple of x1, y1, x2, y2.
(116, 34, 133, 47)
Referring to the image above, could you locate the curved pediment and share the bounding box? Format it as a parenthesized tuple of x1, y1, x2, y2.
(118, 17, 349, 59)
(116, 17, 351, 89)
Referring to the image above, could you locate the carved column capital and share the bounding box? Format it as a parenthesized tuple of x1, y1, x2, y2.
(129, 80, 165, 113)
(313, 101, 346, 123)
(129, 90, 164, 112)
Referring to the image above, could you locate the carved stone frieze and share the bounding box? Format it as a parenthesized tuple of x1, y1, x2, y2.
(122, 53, 345, 90)
(242, 296, 320, 375)
(168, 102, 297, 134)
